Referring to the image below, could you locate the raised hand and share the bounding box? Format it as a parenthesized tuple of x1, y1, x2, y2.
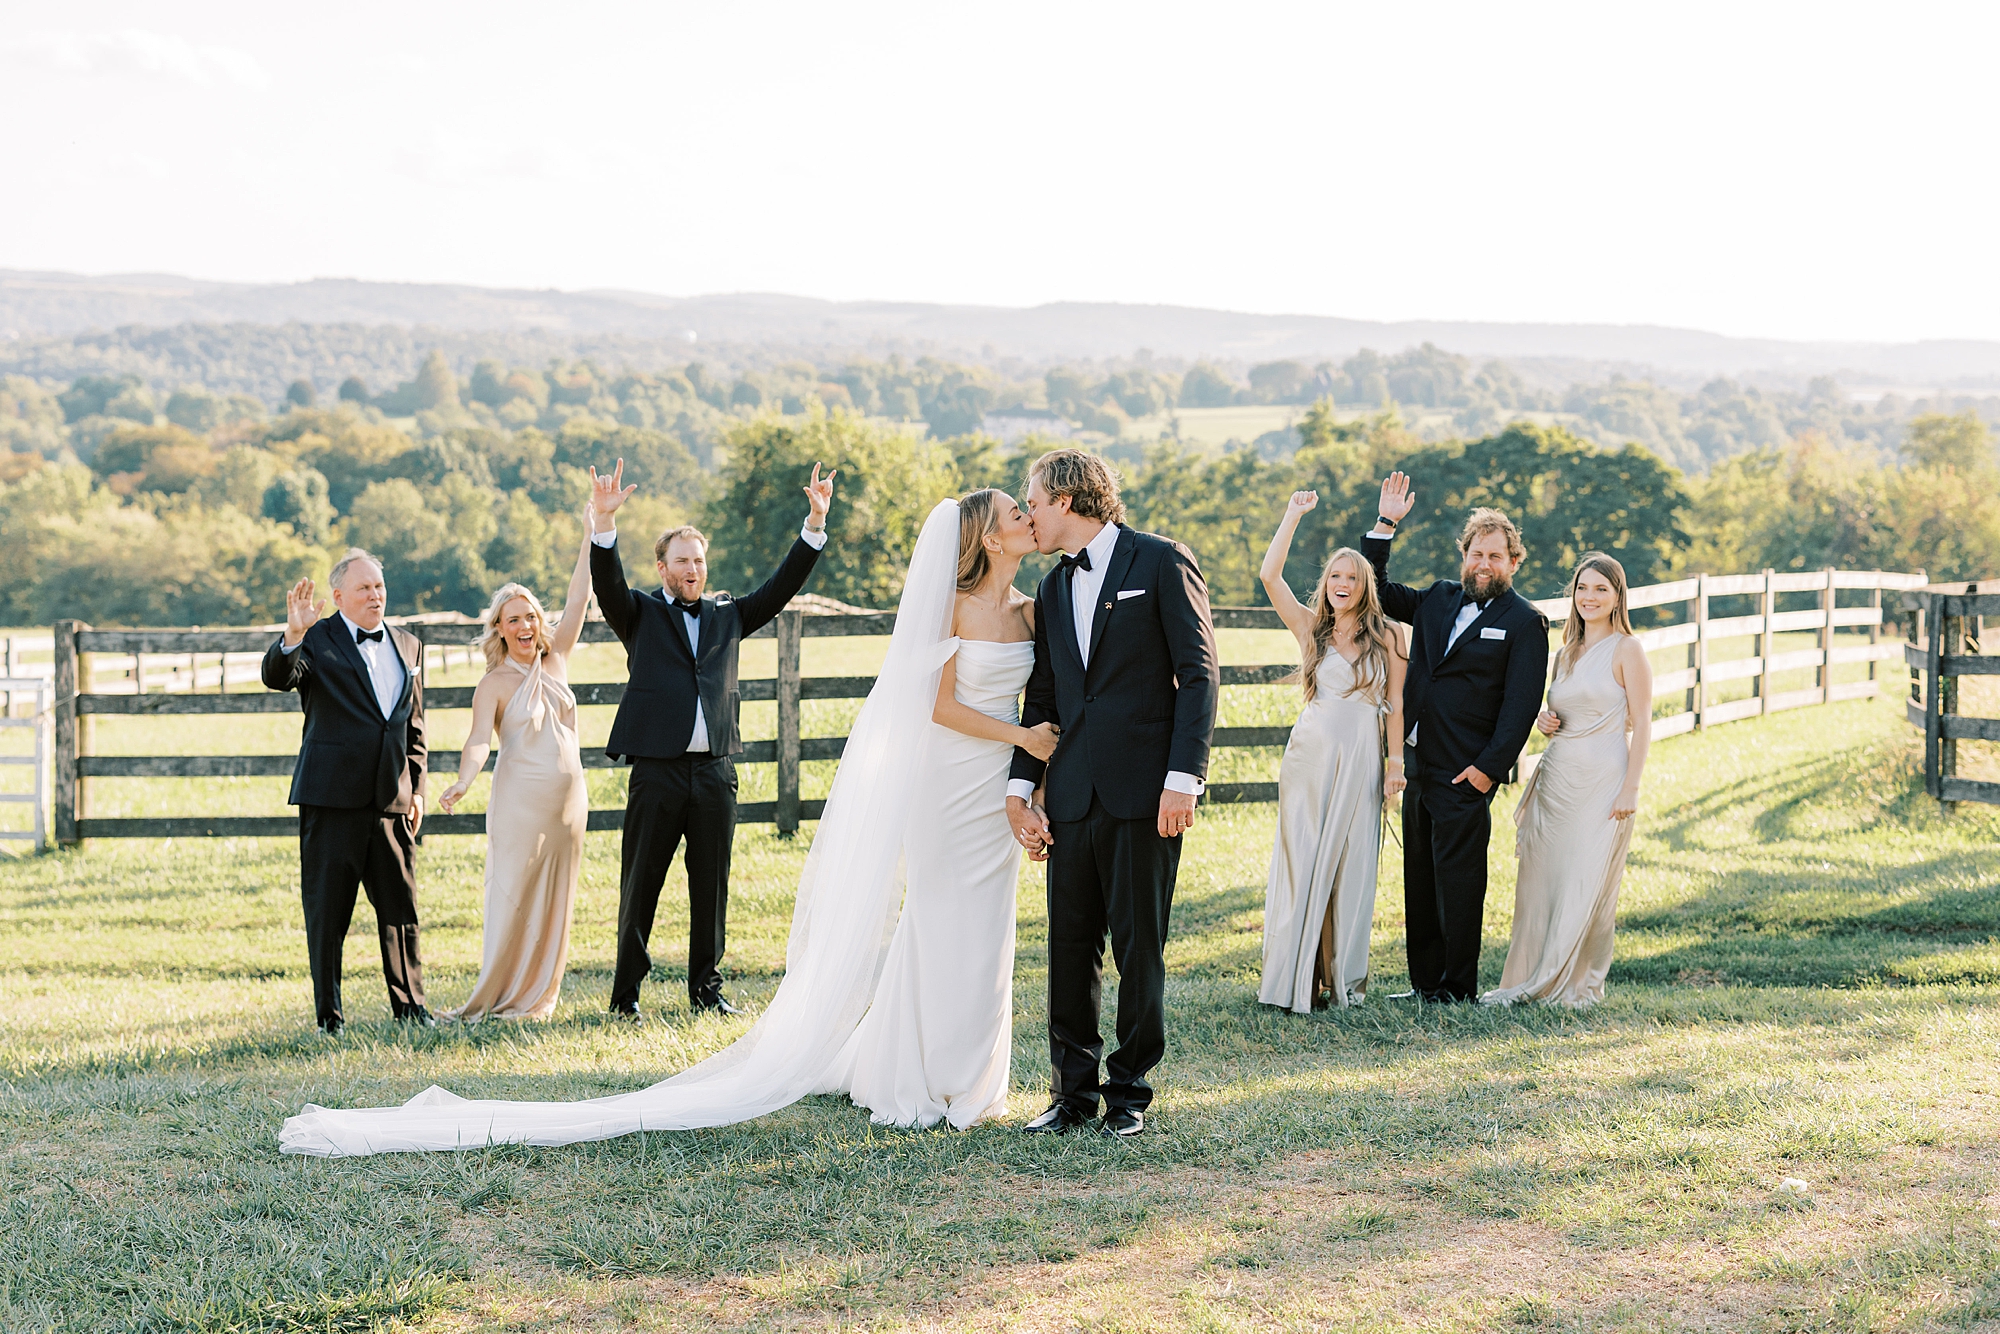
(283, 577, 324, 646)
(1378, 472, 1416, 524)
(588, 460, 638, 531)
(804, 462, 837, 525)
(1020, 721, 1062, 762)
(1286, 489, 1318, 518)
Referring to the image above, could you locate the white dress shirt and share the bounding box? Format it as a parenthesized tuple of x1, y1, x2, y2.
(1008, 522, 1202, 804)
(594, 521, 828, 754)
(282, 612, 404, 718)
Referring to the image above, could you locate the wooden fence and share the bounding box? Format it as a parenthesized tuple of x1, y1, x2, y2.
(44, 566, 1925, 846)
(0, 677, 50, 854)
(1900, 579, 2000, 809)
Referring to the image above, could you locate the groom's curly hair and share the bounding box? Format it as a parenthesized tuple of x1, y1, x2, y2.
(1027, 448, 1125, 526)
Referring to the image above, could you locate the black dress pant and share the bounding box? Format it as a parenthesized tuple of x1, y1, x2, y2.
(1047, 792, 1181, 1116)
(1402, 745, 1498, 1001)
(612, 754, 736, 1009)
(298, 804, 425, 1029)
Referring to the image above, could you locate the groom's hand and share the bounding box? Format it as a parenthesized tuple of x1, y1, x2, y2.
(1158, 788, 1196, 839)
(1007, 795, 1050, 860)
(1451, 765, 1494, 794)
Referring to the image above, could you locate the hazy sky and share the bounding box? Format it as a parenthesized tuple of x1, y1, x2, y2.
(3, 1, 1995, 343)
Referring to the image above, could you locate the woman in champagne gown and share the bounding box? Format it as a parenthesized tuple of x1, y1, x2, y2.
(1485, 553, 1652, 1008)
(1254, 492, 1407, 1013)
(434, 526, 595, 1021)
(278, 488, 1057, 1154)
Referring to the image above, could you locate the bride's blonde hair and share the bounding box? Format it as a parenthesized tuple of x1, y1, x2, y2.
(955, 489, 1006, 592)
(478, 583, 554, 671)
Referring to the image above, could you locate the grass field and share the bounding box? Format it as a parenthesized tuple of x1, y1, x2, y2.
(4, 686, 2000, 1332)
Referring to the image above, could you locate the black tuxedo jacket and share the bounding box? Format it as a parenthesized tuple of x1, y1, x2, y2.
(1009, 526, 1220, 822)
(592, 534, 822, 761)
(1361, 532, 1547, 784)
(261, 619, 426, 813)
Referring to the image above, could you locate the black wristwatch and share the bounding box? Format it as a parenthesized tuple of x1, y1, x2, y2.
(1376, 515, 1398, 530)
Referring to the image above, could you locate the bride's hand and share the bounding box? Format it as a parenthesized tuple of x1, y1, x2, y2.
(1536, 708, 1562, 737)
(1384, 761, 1406, 800)
(438, 779, 471, 814)
(1021, 721, 1061, 762)
(1611, 787, 1638, 821)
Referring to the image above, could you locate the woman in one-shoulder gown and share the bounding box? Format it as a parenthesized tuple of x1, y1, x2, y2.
(1485, 553, 1652, 1008)
(1255, 491, 1407, 1013)
(435, 526, 596, 1021)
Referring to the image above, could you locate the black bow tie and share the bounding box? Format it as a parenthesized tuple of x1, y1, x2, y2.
(1061, 549, 1092, 574)
(355, 628, 384, 643)
(674, 599, 701, 615)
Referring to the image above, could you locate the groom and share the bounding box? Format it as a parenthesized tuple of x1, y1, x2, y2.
(1009, 447, 1219, 1137)
(588, 458, 837, 1019)
(1364, 472, 1547, 1002)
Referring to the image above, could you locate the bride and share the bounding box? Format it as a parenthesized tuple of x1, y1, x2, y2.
(280, 490, 1055, 1154)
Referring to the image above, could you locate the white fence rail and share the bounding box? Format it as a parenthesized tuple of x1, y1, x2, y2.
(1529, 567, 1929, 740)
(0, 677, 50, 854)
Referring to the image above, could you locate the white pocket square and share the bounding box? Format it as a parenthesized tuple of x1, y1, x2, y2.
(1116, 589, 1146, 600)
(1480, 627, 1507, 640)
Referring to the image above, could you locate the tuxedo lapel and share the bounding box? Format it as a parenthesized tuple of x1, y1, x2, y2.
(389, 628, 420, 715)
(1425, 589, 1458, 667)
(1439, 592, 1508, 666)
(1085, 527, 1137, 672)
(323, 616, 371, 687)
(657, 591, 696, 660)
(1051, 563, 1084, 676)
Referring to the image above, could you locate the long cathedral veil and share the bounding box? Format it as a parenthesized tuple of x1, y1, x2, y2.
(279, 499, 965, 1155)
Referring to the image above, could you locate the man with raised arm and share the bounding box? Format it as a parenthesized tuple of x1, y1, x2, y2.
(262, 549, 430, 1035)
(587, 459, 837, 1019)
(1363, 472, 1548, 1002)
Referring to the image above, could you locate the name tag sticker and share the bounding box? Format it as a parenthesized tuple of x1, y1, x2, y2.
(1116, 589, 1146, 600)
(1480, 627, 1507, 640)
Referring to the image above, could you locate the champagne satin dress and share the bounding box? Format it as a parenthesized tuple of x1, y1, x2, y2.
(447, 655, 588, 1021)
(1485, 635, 1634, 1008)
(1258, 653, 1384, 1013)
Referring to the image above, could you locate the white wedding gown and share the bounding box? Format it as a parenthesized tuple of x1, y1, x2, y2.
(828, 637, 1030, 1128)
(279, 499, 1020, 1156)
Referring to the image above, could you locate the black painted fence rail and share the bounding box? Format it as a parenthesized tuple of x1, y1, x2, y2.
(47, 567, 1937, 843)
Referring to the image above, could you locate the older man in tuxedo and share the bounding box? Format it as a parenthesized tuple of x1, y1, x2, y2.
(262, 548, 430, 1035)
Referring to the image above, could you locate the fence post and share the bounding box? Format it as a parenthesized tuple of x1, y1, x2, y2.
(1692, 574, 1710, 731)
(3, 636, 14, 717)
(775, 608, 803, 836)
(1756, 568, 1774, 714)
(1868, 581, 1881, 686)
(1923, 593, 1944, 806)
(1819, 567, 1837, 704)
(53, 621, 84, 847)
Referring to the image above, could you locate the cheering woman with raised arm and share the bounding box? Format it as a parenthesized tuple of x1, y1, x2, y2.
(434, 520, 596, 1021)
(1255, 490, 1406, 1013)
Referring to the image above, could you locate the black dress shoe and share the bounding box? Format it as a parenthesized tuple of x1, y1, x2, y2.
(693, 993, 744, 1016)
(397, 1007, 437, 1029)
(1099, 1108, 1144, 1138)
(608, 1004, 645, 1024)
(317, 1019, 344, 1037)
(1022, 1102, 1092, 1134)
